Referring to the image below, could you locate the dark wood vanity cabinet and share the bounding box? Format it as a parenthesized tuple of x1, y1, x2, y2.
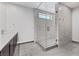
(9, 34, 18, 56)
(0, 43, 10, 56)
(0, 33, 18, 56)
(9, 38, 14, 56)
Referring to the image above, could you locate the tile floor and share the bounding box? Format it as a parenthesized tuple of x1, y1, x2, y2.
(14, 42, 79, 56)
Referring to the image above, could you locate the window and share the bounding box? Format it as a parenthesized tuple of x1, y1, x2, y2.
(38, 13, 52, 20)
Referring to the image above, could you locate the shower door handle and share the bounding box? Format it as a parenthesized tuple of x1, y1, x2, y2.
(47, 26, 50, 31)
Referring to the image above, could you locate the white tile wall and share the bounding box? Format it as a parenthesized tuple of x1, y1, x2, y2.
(58, 4, 72, 47)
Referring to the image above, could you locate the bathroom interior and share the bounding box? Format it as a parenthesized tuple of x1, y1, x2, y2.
(0, 2, 79, 56)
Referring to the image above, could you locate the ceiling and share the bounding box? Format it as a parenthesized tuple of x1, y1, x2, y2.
(61, 2, 79, 8)
(12, 2, 79, 8)
(12, 2, 41, 8)
(11, 2, 57, 13)
(11, 2, 79, 13)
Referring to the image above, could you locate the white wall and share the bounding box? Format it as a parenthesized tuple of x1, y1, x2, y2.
(0, 3, 7, 46)
(72, 7, 79, 42)
(0, 3, 34, 44)
(0, 3, 7, 33)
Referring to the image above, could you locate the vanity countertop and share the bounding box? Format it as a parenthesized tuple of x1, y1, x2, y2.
(0, 30, 18, 51)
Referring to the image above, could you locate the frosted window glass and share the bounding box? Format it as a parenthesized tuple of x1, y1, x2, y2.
(38, 13, 52, 20)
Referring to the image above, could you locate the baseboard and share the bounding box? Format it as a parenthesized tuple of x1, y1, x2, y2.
(72, 40, 79, 44)
(17, 41, 34, 45)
